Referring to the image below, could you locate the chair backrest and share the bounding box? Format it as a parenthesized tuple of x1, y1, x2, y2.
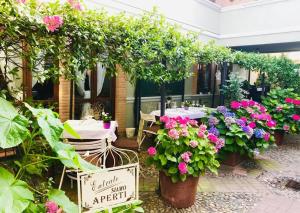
(137, 111, 157, 145)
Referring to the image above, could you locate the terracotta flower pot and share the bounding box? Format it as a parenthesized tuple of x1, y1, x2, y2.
(222, 152, 245, 167)
(103, 121, 111, 129)
(159, 171, 199, 208)
(274, 130, 284, 146)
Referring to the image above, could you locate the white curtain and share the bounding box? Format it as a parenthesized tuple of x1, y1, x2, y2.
(75, 70, 86, 97)
(96, 63, 106, 96)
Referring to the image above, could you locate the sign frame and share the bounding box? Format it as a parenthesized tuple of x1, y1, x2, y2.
(77, 163, 139, 213)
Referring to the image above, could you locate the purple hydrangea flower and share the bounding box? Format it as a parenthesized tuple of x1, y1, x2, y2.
(216, 106, 228, 114)
(208, 116, 219, 126)
(224, 112, 236, 118)
(208, 126, 220, 136)
(225, 117, 236, 127)
(242, 126, 254, 137)
(236, 119, 246, 127)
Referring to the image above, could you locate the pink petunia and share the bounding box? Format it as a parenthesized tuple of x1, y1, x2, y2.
(292, 114, 300, 121)
(230, 101, 241, 109)
(168, 129, 179, 140)
(178, 162, 188, 174)
(45, 201, 59, 213)
(285, 98, 294, 104)
(248, 122, 256, 129)
(43, 15, 63, 32)
(189, 140, 198, 148)
(147, 147, 156, 156)
(266, 120, 276, 128)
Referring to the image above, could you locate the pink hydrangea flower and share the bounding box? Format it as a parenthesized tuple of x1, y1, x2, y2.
(259, 106, 267, 113)
(263, 132, 270, 142)
(246, 107, 254, 114)
(45, 201, 59, 213)
(168, 129, 179, 140)
(240, 117, 248, 123)
(207, 133, 218, 143)
(181, 151, 192, 163)
(292, 114, 300, 121)
(188, 120, 198, 126)
(240, 100, 249, 108)
(283, 125, 290, 131)
(16, 0, 26, 3)
(248, 100, 256, 107)
(67, 0, 83, 10)
(178, 162, 188, 174)
(293, 99, 300, 105)
(266, 120, 276, 128)
(165, 119, 177, 129)
(189, 140, 198, 148)
(285, 98, 294, 104)
(147, 147, 156, 156)
(276, 106, 283, 111)
(215, 138, 225, 150)
(248, 122, 256, 129)
(230, 101, 241, 109)
(175, 116, 190, 125)
(43, 15, 63, 32)
(181, 128, 189, 137)
(197, 130, 205, 138)
(199, 124, 207, 131)
(160, 115, 169, 123)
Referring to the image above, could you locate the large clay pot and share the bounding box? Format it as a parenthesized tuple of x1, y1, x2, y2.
(222, 152, 245, 167)
(159, 171, 199, 208)
(274, 130, 284, 146)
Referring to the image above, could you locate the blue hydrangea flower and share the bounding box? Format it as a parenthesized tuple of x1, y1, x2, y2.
(208, 126, 220, 136)
(224, 112, 236, 118)
(254, 128, 264, 139)
(242, 126, 254, 137)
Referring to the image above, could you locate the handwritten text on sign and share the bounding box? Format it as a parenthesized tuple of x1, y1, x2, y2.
(80, 165, 138, 210)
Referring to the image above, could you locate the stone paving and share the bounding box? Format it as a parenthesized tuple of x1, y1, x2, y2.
(140, 134, 300, 213)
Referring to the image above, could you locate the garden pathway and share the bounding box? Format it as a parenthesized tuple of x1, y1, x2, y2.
(140, 134, 300, 213)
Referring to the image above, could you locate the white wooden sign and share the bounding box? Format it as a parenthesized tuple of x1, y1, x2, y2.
(77, 164, 139, 212)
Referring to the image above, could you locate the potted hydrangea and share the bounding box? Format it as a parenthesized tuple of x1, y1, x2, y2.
(147, 116, 222, 208)
(262, 88, 300, 145)
(205, 100, 275, 166)
(101, 112, 112, 129)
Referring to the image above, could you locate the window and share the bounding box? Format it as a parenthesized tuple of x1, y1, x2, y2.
(197, 63, 213, 94)
(139, 80, 184, 97)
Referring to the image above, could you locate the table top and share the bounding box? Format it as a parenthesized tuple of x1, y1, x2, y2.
(150, 107, 208, 119)
(63, 119, 118, 141)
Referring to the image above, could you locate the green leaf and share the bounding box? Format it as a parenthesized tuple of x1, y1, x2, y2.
(187, 166, 194, 174)
(166, 154, 177, 162)
(48, 189, 78, 213)
(197, 161, 203, 169)
(0, 98, 29, 148)
(168, 167, 178, 174)
(159, 155, 167, 166)
(179, 174, 187, 182)
(64, 122, 81, 139)
(236, 138, 245, 147)
(0, 167, 34, 213)
(134, 207, 144, 212)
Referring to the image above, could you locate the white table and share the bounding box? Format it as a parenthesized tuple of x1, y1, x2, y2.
(63, 119, 118, 142)
(150, 107, 207, 119)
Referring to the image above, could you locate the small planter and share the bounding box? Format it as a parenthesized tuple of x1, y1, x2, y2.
(103, 121, 111, 129)
(159, 171, 199, 208)
(184, 106, 189, 110)
(222, 152, 245, 167)
(274, 130, 284, 146)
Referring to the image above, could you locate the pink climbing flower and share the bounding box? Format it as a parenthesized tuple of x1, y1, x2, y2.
(230, 101, 241, 109)
(45, 201, 59, 213)
(147, 147, 156, 156)
(43, 15, 63, 32)
(178, 162, 188, 174)
(181, 151, 192, 163)
(292, 114, 300, 121)
(189, 140, 198, 148)
(168, 129, 179, 140)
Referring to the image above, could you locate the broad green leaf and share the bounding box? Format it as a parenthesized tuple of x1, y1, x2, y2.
(236, 138, 245, 147)
(0, 98, 29, 148)
(48, 189, 78, 213)
(159, 155, 167, 166)
(0, 167, 34, 213)
(168, 167, 178, 174)
(64, 122, 81, 139)
(166, 154, 177, 162)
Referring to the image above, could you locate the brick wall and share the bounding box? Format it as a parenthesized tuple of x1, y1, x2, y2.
(115, 65, 127, 134)
(59, 77, 71, 122)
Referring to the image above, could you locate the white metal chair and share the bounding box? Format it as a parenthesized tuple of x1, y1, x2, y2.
(137, 111, 158, 149)
(59, 139, 106, 189)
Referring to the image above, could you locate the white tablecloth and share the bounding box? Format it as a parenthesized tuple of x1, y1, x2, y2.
(63, 119, 118, 141)
(150, 107, 207, 119)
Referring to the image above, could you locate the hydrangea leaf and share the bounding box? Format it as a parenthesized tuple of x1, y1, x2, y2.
(0, 167, 34, 213)
(0, 98, 30, 148)
(48, 189, 78, 213)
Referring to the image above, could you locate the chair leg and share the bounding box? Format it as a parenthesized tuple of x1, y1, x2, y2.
(71, 179, 74, 189)
(59, 166, 66, 190)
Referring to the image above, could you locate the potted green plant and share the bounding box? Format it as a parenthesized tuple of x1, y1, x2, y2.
(183, 100, 192, 110)
(147, 116, 222, 208)
(262, 88, 300, 145)
(101, 112, 112, 129)
(204, 101, 275, 166)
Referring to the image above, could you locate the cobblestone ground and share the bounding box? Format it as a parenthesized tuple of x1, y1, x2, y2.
(139, 135, 300, 213)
